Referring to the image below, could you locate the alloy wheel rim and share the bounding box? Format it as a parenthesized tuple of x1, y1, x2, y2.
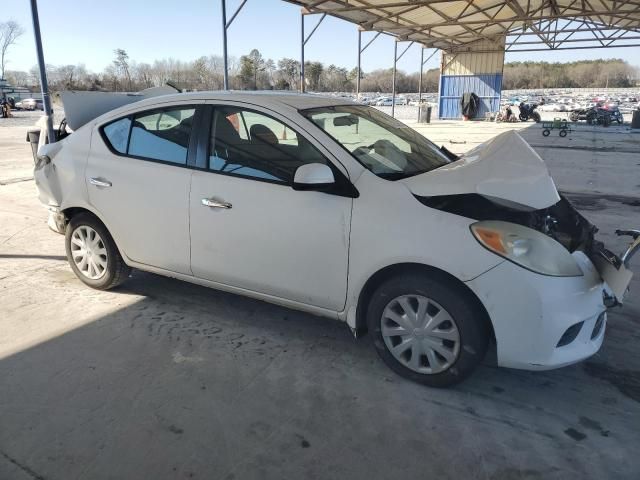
(70, 226, 108, 280)
(381, 294, 460, 374)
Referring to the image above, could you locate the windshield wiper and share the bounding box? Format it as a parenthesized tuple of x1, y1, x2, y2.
(376, 171, 419, 180)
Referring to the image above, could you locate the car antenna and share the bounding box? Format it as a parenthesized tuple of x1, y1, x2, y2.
(165, 81, 182, 93)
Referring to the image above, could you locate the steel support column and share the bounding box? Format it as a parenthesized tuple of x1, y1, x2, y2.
(221, 0, 248, 90)
(391, 41, 397, 118)
(356, 30, 382, 99)
(418, 48, 423, 104)
(391, 40, 414, 118)
(418, 48, 438, 103)
(356, 30, 361, 97)
(300, 10, 327, 92)
(221, 0, 229, 89)
(29, 0, 55, 144)
(300, 12, 305, 92)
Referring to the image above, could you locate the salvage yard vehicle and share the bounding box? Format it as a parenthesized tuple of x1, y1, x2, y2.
(32, 91, 638, 387)
(15, 98, 43, 111)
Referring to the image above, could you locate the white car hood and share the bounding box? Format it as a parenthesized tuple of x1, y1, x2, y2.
(401, 130, 560, 210)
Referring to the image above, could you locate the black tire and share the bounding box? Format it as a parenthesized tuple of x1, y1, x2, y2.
(366, 273, 489, 387)
(542, 129, 550, 137)
(532, 112, 541, 123)
(569, 112, 579, 122)
(559, 129, 567, 137)
(519, 113, 527, 121)
(65, 213, 131, 290)
(617, 115, 623, 125)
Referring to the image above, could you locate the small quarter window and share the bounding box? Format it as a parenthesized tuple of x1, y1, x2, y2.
(103, 117, 131, 154)
(128, 107, 195, 165)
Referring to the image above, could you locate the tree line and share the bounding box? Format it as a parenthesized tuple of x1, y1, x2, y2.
(502, 59, 637, 89)
(3, 46, 637, 94)
(3, 47, 441, 94)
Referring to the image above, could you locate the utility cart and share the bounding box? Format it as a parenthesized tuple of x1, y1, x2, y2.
(542, 118, 571, 137)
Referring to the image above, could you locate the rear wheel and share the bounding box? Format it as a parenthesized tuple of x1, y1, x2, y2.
(367, 273, 489, 387)
(65, 213, 130, 290)
(569, 112, 579, 122)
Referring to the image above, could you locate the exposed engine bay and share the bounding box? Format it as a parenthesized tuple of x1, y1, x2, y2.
(417, 193, 604, 259)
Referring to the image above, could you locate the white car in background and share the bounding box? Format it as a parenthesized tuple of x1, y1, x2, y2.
(33, 91, 638, 387)
(375, 97, 407, 106)
(539, 103, 566, 112)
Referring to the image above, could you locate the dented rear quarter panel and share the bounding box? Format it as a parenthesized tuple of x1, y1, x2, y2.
(34, 124, 94, 212)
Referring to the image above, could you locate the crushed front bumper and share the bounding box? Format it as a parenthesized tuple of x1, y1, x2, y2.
(465, 251, 613, 371)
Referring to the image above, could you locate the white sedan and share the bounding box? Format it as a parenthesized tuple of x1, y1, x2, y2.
(539, 103, 566, 112)
(33, 91, 637, 387)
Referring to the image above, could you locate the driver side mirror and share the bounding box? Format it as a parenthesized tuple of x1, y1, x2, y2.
(293, 163, 335, 192)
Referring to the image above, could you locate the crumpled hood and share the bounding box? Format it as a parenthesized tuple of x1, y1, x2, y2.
(400, 130, 561, 210)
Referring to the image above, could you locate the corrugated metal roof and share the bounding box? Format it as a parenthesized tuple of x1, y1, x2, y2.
(285, 1, 640, 53)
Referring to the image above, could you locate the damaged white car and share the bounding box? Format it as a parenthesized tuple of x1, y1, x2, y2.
(32, 91, 638, 387)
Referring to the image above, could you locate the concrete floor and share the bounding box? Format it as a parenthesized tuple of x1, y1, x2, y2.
(1, 110, 639, 479)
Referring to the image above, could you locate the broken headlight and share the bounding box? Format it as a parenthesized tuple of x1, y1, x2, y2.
(471, 220, 583, 277)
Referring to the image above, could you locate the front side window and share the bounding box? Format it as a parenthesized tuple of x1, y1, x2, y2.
(300, 105, 451, 180)
(128, 107, 195, 164)
(209, 107, 327, 184)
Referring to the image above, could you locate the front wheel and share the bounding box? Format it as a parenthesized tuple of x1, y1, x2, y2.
(617, 114, 623, 125)
(569, 112, 579, 122)
(532, 112, 541, 123)
(367, 273, 489, 387)
(65, 213, 131, 290)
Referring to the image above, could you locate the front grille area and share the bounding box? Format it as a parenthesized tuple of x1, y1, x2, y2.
(591, 312, 606, 340)
(557, 321, 584, 347)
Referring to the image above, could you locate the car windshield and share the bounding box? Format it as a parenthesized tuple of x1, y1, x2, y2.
(300, 105, 451, 180)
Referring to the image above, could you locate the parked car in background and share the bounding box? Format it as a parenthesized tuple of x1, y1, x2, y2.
(539, 103, 566, 112)
(32, 91, 637, 387)
(15, 98, 43, 111)
(376, 97, 407, 106)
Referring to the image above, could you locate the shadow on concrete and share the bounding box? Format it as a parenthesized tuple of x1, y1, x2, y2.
(0, 254, 67, 261)
(1, 269, 639, 479)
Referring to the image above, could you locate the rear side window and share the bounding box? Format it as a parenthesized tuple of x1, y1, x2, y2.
(101, 106, 196, 165)
(103, 117, 131, 154)
(129, 108, 195, 165)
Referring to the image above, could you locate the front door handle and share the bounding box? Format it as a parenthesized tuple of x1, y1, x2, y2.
(89, 177, 112, 188)
(202, 198, 232, 209)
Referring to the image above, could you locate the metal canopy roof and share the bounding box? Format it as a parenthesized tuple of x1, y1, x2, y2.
(285, 1, 640, 52)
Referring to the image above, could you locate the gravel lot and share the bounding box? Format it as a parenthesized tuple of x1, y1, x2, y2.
(1, 111, 639, 479)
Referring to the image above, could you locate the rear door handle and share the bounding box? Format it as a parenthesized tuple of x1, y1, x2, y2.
(89, 177, 112, 188)
(202, 198, 232, 209)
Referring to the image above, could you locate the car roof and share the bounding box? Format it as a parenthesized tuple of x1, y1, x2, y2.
(82, 90, 360, 131)
(140, 91, 357, 110)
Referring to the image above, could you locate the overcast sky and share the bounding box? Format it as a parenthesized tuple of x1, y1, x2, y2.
(4, 0, 640, 75)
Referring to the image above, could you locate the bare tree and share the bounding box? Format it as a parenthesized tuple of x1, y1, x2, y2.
(112, 48, 132, 91)
(0, 20, 25, 79)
